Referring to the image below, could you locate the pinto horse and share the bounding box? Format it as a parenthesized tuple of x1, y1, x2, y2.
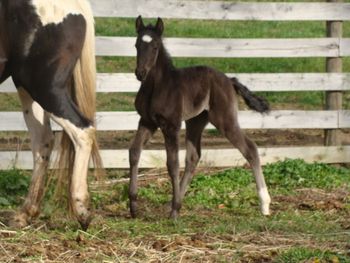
(129, 16, 271, 219)
(0, 0, 102, 230)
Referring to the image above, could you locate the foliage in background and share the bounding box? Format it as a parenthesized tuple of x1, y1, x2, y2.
(0, 169, 29, 207)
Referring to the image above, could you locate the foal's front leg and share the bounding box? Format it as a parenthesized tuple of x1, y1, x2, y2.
(129, 120, 156, 218)
(161, 124, 181, 219)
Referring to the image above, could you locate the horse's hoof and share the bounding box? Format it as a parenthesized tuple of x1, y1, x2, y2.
(9, 213, 30, 228)
(78, 215, 92, 231)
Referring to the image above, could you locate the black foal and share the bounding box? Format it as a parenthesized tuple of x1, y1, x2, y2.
(129, 16, 271, 219)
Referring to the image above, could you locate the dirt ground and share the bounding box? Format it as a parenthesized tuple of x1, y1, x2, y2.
(0, 183, 349, 262)
(1, 128, 349, 152)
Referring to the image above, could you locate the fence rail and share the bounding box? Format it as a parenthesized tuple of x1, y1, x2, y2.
(2, 73, 350, 93)
(0, 0, 349, 169)
(1, 146, 349, 170)
(94, 37, 350, 57)
(90, 1, 350, 21)
(0, 110, 348, 131)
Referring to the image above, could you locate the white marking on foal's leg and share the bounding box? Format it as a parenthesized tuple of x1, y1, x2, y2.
(253, 165, 271, 215)
(142, 34, 153, 43)
(258, 187, 271, 215)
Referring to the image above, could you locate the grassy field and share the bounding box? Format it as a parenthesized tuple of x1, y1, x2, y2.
(0, 159, 349, 262)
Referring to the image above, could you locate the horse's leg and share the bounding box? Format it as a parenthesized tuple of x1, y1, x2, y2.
(50, 113, 95, 230)
(129, 120, 157, 218)
(161, 124, 181, 219)
(209, 108, 271, 215)
(34, 89, 95, 230)
(12, 88, 54, 227)
(180, 111, 208, 201)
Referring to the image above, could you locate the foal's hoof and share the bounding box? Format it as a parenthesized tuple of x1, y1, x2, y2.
(130, 210, 137, 219)
(130, 202, 137, 218)
(169, 210, 179, 220)
(260, 203, 270, 216)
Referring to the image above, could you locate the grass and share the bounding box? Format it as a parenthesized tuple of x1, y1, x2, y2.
(0, 160, 349, 262)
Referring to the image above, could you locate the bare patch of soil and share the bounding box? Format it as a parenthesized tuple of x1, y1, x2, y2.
(97, 129, 326, 150)
(274, 188, 350, 213)
(0, 129, 327, 151)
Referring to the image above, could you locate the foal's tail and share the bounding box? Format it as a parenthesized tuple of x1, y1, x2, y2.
(231, 77, 270, 113)
(57, 0, 103, 187)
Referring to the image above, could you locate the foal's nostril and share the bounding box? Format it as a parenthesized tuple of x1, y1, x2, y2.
(135, 68, 146, 81)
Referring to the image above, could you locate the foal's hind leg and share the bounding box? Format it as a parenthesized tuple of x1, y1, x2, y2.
(209, 110, 271, 215)
(129, 120, 157, 218)
(160, 123, 182, 219)
(180, 111, 208, 201)
(12, 88, 54, 227)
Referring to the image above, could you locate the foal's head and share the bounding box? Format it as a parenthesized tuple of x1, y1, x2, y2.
(135, 15, 164, 82)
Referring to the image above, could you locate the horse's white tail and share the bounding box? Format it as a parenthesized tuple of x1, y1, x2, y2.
(56, 0, 103, 197)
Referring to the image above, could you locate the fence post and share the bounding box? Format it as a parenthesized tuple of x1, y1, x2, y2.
(325, 0, 343, 146)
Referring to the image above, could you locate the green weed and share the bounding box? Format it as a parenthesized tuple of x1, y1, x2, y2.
(265, 159, 350, 190)
(0, 169, 29, 207)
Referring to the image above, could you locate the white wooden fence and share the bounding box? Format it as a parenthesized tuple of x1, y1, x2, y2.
(0, 0, 350, 169)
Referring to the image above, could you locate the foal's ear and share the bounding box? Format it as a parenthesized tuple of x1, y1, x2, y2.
(135, 15, 145, 33)
(155, 17, 164, 35)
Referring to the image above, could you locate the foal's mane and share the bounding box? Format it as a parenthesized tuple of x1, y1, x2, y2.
(157, 41, 174, 72)
(143, 23, 175, 71)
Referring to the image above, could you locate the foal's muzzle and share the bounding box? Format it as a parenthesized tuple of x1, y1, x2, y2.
(135, 68, 147, 82)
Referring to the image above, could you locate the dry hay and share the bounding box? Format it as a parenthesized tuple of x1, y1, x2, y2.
(1, 222, 349, 263)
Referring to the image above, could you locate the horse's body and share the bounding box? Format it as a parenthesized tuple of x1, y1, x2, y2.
(0, 0, 102, 230)
(129, 16, 271, 219)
